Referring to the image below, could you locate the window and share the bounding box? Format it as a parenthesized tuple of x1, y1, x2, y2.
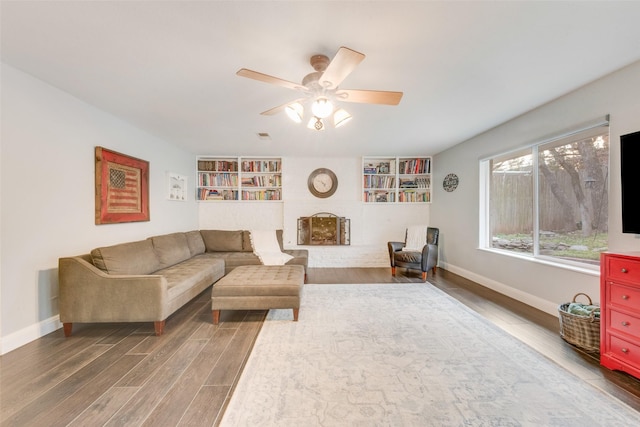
(481, 120, 609, 267)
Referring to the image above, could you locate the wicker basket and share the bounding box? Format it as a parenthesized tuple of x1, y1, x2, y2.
(558, 293, 600, 353)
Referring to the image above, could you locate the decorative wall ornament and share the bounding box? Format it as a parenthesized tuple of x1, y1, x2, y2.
(443, 173, 459, 192)
(95, 146, 149, 224)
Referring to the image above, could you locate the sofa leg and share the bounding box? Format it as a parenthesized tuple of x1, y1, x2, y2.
(391, 266, 396, 276)
(293, 308, 299, 321)
(432, 266, 437, 274)
(154, 320, 165, 336)
(212, 310, 220, 325)
(63, 323, 73, 337)
(421, 271, 427, 281)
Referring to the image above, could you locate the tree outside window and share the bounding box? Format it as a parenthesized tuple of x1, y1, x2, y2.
(485, 124, 609, 266)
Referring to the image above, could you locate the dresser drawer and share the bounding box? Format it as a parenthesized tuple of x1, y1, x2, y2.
(609, 309, 640, 338)
(609, 283, 640, 311)
(608, 335, 640, 366)
(607, 256, 640, 283)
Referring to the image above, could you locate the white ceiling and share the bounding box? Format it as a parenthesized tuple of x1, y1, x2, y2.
(2, 1, 640, 157)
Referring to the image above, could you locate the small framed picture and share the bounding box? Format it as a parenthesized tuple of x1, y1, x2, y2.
(167, 172, 187, 201)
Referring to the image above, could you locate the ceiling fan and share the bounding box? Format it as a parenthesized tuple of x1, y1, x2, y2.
(237, 46, 403, 131)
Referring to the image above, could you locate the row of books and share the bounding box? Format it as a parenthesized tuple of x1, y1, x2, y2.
(241, 189, 282, 200)
(241, 175, 282, 187)
(241, 160, 281, 173)
(197, 160, 238, 172)
(198, 160, 282, 173)
(398, 190, 431, 202)
(398, 158, 431, 174)
(198, 172, 238, 187)
(197, 188, 283, 201)
(197, 189, 239, 201)
(363, 161, 394, 175)
(363, 175, 396, 189)
(399, 177, 431, 188)
(363, 190, 396, 203)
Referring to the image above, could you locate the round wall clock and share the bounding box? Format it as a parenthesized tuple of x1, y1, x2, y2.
(308, 168, 338, 198)
(443, 173, 459, 192)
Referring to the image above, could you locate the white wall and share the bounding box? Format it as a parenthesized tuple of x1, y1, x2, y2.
(199, 156, 431, 267)
(0, 64, 199, 353)
(431, 60, 640, 316)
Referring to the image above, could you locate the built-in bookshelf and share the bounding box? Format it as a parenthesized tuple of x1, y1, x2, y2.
(362, 156, 432, 203)
(196, 156, 282, 201)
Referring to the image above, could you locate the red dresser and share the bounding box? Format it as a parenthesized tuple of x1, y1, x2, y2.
(601, 252, 640, 379)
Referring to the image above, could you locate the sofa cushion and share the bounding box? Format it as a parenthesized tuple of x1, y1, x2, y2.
(150, 233, 191, 269)
(185, 230, 206, 256)
(201, 230, 244, 252)
(91, 239, 161, 275)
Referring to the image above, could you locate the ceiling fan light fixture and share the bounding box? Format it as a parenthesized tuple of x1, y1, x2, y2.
(333, 108, 352, 128)
(311, 97, 333, 119)
(284, 102, 303, 123)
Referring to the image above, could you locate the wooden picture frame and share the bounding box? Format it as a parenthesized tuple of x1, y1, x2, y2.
(95, 147, 150, 224)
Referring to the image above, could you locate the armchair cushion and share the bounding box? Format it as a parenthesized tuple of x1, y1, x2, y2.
(394, 250, 422, 264)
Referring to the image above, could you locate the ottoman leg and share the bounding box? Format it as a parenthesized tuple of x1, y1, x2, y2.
(212, 310, 220, 325)
(293, 308, 299, 321)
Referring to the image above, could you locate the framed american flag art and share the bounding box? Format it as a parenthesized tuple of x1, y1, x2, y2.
(95, 147, 150, 224)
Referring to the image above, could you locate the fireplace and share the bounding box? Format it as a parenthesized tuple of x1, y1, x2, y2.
(297, 213, 350, 245)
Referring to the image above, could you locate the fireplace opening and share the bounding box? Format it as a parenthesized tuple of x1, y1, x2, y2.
(297, 212, 350, 245)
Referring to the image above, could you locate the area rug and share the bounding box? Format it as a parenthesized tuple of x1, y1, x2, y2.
(220, 283, 640, 426)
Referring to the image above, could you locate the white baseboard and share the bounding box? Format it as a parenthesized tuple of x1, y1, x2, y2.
(1, 315, 61, 355)
(439, 262, 559, 317)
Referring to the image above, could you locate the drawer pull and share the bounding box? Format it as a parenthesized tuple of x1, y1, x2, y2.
(622, 348, 630, 354)
(622, 295, 629, 300)
(622, 321, 630, 327)
(621, 268, 628, 273)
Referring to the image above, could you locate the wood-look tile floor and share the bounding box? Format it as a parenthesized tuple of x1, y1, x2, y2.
(1, 268, 639, 426)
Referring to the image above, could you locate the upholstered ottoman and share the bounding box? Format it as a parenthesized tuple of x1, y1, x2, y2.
(211, 265, 305, 324)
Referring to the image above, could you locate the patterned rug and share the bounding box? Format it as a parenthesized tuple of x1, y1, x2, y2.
(220, 283, 640, 426)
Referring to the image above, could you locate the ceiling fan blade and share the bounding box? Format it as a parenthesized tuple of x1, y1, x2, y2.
(237, 68, 303, 91)
(260, 98, 305, 116)
(337, 89, 403, 105)
(319, 47, 365, 89)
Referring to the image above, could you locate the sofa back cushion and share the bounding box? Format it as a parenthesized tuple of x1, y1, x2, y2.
(91, 239, 161, 275)
(201, 230, 244, 252)
(185, 230, 206, 256)
(242, 231, 252, 252)
(150, 233, 191, 269)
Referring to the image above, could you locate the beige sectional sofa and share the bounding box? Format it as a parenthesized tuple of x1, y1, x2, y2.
(58, 229, 307, 336)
